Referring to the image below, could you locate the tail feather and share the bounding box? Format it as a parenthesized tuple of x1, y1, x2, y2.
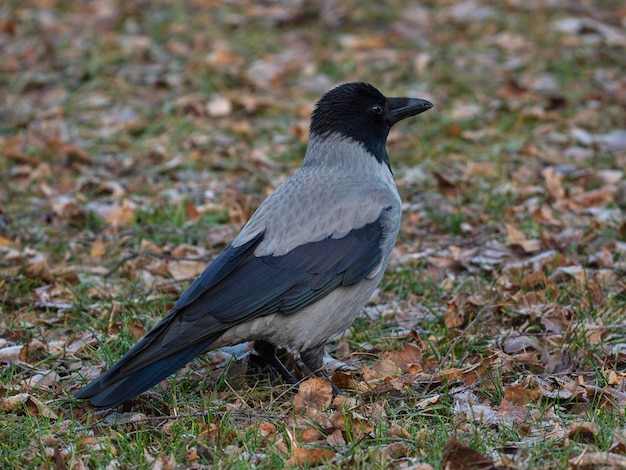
(74, 337, 218, 408)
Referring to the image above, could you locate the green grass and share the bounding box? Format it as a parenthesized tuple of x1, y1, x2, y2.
(1, 0, 626, 468)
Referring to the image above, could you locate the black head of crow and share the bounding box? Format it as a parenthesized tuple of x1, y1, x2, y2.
(310, 82, 433, 166)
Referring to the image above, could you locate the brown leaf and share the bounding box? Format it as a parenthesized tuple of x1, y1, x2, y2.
(293, 378, 333, 411)
(381, 343, 422, 374)
(149, 454, 176, 470)
(505, 223, 541, 253)
(330, 370, 354, 391)
(2, 393, 58, 418)
(570, 187, 615, 208)
(445, 293, 483, 328)
(23, 370, 61, 390)
(185, 201, 201, 222)
(371, 358, 401, 377)
(286, 447, 335, 467)
(52, 446, 66, 470)
(0, 344, 24, 363)
(442, 436, 495, 469)
(166, 258, 206, 281)
(549, 266, 586, 284)
(258, 422, 276, 438)
(105, 200, 136, 227)
(541, 347, 575, 374)
(0, 235, 16, 247)
(408, 465, 435, 470)
(326, 428, 345, 447)
(503, 384, 541, 405)
(298, 406, 334, 430)
(569, 452, 626, 469)
(330, 394, 356, 410)
(186, 447, 198, 468)
(339, 35, 386, 49)
(415, 395, 441, 410)
(434, 170, 460, 197)
(388, 426, 412, 439)
(52, 265, 79, 284)
(517, 269, 549, 290)
(206, 46, 245, 68)
(584, 384, 626, 411)
(21, 249, 52, 282)
(496, 399, 531, 426)
(169, 244, 206, 258)
(386, 441, 412, 459)
(90, 237, 107, 259)
(56, 142, 92, 164)
(606, 370, 626, 387)
(130, 320, 146, 340)
(460, 357, 500, 386)
(568, 422, 600, 444)
(329, 410, 373, 439)
(540, 306, 571, 333)
(464, 161, 497, 178)
(300, 428, 323, 444)
(542, 167, 566, 201)
(50, 195, 85, 224)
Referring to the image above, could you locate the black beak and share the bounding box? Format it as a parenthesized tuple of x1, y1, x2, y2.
(387, 97, 434, 125)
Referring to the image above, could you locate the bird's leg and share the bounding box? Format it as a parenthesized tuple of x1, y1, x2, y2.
(300, 343, 342, 396)
(252, 340, 298, 384)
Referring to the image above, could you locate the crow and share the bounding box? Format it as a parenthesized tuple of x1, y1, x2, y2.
(74, 82, 433, 407)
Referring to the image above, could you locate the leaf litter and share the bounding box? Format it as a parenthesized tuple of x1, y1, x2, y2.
(1, 0, 626, 468)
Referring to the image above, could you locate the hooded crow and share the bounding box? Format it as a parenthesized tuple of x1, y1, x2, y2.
(74, 82, 433, 407)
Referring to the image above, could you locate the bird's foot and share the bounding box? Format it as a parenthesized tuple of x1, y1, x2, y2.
(253, 341, 342, 395)
(251, 340, 299, 385)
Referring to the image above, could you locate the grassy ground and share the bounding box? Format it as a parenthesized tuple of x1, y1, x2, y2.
(1, 0, 625, 468)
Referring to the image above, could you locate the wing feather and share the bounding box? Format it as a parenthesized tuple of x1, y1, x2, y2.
(75, 208, 391, 406)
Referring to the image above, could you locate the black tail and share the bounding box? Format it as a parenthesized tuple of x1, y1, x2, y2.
(74, 336, 218, 408)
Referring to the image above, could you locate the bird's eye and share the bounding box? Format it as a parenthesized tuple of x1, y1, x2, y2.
(370, 105, 383, 115)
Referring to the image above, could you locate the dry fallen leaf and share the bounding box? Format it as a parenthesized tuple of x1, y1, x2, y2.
(329, 410, 373, 440)
(445, 292, 483, 328)
(503, 384, 541, 405)
(2, 393, 58, 419)
(549, 266, 587, 284)
(505, 223, 541, 253)
(22, 370, 61, 390)
(293, 377, 334, 411)
(569, 451, 626, 469)
(21, 249, 53, 282)
(441, 436, 496, 469)
(105, 199, 136, 227)
(286, 446, 335, 467)
(300, 428, 323, 444)
(496, 399, 532, 426)
(567, 422, 600, 444)
(330, 370, 354, 391)
(326, 428, 345, 447)
(50, 195, 85, 224)
(90, 237, 107, 259)
(149, 454, 176, 470)
(0, 344, 24, 363)
(379, 343, 423, 374)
